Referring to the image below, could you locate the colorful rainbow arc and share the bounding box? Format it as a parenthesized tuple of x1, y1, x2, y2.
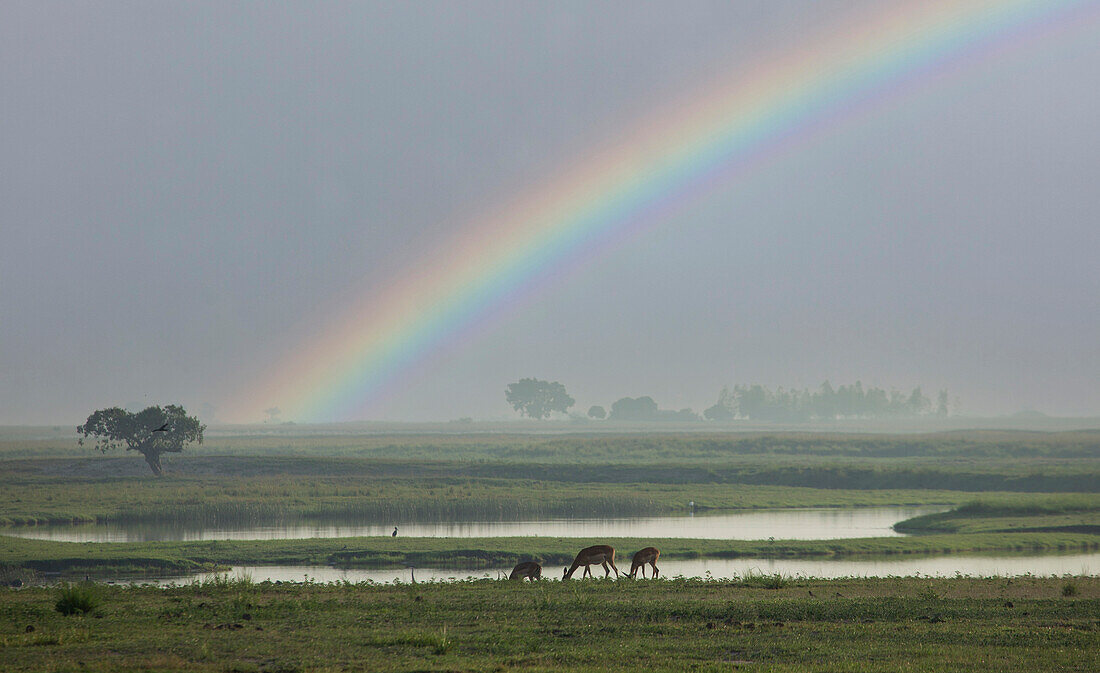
(227, 0, 1096, 422)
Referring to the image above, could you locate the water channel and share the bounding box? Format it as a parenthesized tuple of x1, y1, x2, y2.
(11, 506, 1097, 582)
(139, 552, 1100, 586)
(7, 506, 945, 543)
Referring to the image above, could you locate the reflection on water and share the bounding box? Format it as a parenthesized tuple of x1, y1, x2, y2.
(6, 507, 947, 543)
(136, 552, 1100, 585)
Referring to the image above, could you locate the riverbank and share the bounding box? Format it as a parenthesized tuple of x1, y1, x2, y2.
(3, 455, 1097, 528)
(3, 531, 1098, 578)
(2, 575, 1097, 671)
(895, 499, 1100, 535)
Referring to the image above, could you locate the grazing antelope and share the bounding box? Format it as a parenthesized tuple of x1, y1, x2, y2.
(629, 547, 660, 579)
(563, 545, 620, 579)
(508, 561, 542, 581)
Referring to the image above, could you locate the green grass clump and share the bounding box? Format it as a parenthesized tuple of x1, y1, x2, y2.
(368, 627, 453, 654)
(54, 582, 101, 615)
(735, 569, 791, 589)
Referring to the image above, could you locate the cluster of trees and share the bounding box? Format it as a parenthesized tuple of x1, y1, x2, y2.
(507, 379, 951, 422)
(602, 397, 700, 422)
(506, 379, 702, 421)
(505, 379, 575, 420)
(703, 382, 949, 422)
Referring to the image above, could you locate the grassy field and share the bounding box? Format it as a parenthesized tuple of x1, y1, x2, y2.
(1, 576, 1097, 672)
(5, 427, 1100, 463)
(0, 460, 999, 527)
(1, 429, 1097, 669)
(1, 449, 1096, 527)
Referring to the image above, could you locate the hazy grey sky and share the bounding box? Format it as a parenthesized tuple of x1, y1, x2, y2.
(3, 1, 1099, 424)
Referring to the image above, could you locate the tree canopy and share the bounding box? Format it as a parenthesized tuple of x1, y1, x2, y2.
(77, 405, 205, 476)
(607, 396, 698, 421)
(608, 396, 659, 421)
(505, 379, 574, 419)
(703, 382, 946, 421)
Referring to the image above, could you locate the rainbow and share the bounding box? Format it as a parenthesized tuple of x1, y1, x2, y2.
(228, 0, 1097, 422)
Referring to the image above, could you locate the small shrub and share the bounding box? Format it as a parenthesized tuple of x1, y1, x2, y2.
(1062, 582, 1078, 597)
(55, 582, 101, 616)
(737, 570, 790, 589)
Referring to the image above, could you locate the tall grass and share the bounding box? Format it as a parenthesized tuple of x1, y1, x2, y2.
(54, 582, 102, 615)
(734, 569, 792, 589)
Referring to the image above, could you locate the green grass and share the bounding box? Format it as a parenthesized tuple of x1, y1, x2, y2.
(2, 430, 1096, 528)
(0, 471, 981, 528)
(1, 576, 1097, 671)
(2, 452, 1096, 528)
(895, 496, 1100, 534)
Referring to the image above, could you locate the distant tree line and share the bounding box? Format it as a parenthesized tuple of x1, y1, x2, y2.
(506, 379, 951, 422)
(703, 382, 950, 422)
(605, 396, 700, 422)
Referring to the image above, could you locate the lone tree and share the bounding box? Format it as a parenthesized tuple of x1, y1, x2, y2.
(77, 405, 205, 476)
(505, 378, 574, 419)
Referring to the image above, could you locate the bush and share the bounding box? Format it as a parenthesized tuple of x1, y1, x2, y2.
(1062, 582, 1078, 597)
(737, 570, 790, 589)
(55, 582, 102, 615)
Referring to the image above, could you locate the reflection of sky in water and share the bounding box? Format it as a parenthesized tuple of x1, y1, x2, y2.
(6, 507, 947, 543)
(135, 553, 1100, 585)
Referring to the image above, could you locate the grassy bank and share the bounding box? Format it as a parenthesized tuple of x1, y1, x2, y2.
(2, 576, 1097, 671)
(895, 497, 1100, 535)
(4, 453, 1097, 528)
(4, 429, 1096, 527)
(0, 471, 978, 528)
(3, 532, 1098, 576)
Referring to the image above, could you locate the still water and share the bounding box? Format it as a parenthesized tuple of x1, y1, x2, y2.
(7, 507, 945, 543)
(137, 553, 1100, 586)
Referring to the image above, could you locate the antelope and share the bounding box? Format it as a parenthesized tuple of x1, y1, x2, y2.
(629, 547, 660, 579)
(508, 561, 542, 581)
(563, 545, 620, 579)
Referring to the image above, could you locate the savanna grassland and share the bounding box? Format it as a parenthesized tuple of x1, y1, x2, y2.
(2, 575, 1098, 672)
(1, 427, 1098, 671)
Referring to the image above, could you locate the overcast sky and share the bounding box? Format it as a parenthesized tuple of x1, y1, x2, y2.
(2, 1, 1099, 425)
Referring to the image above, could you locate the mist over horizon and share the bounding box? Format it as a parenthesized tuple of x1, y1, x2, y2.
(3, 1, 1099, 426)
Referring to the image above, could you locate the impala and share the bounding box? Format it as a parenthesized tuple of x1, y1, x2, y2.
(629, 546, 660, 578)
(563, 544, 620, 579)
(508, 561, 542, 581)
